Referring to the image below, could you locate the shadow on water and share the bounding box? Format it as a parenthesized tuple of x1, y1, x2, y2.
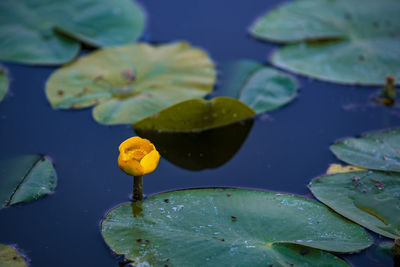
(136, 118, 254, 171)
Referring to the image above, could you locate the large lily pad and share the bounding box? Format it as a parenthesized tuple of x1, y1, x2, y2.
(0, 155, 57, 210)
(250, 0, 400, 85)
(101, 188, 372, 266)
(46, 42, 216, 125)
(330, 128, 400, 172)
(309, 170, 400, 239)
(134, 97, 255, 170)
(0, 244, 27, 267)
(219, 60, 298, 114)
(0, 0, 145, 65)
(0, 66, 8, 103)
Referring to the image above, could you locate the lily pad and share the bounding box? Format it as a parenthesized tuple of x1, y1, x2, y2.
(134, 97, 255, 170)
(330, 128, 400, 172)
(0, 0, 145, 64)
(0, 244, 27, 267)
(46, 42, 216, 125)
(326, 164, 365, 174)
(101, 188, 372, 266)
(309, 170, 400, 239)
(250, 0, 400, 85)
(0, 66, 8, 103)
(219, 60, 298, 114)
(0, 155, 57, 210)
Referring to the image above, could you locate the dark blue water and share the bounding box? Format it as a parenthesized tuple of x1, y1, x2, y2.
(0, 0, 399, 266)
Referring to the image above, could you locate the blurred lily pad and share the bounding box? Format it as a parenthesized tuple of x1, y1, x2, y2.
(330, 128, 400, 172)
(250, 0, 400, 85)
(0, 0, 145, 64)
(134, 97, 255, 170)
(0, 155, 57, 210)
(219, 60, 298, 114)
(309, 170, 400, 239)
(46, 42, 216, 125)
(326, 164, 365, 174)
(0, 66, 8, 103)
(102, 188, 372, 266)
(0, 244, 27, 267)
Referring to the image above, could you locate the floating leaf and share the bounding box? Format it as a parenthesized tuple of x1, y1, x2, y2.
(326, 164, 365, 174)
(134, 97, 255, 170)
(330, 128, 400, 172)
(0, 0, 145, 64)
(219, 60, 297, 114)
(101, 188, 372, 266)
(46, 42, 216, 125)
(0, 66, 8, 103)
(309, 170, 400, 239)
(0, 155, 57, 210)
(250, 0, 400, 85)
(0, 244, 27, 267)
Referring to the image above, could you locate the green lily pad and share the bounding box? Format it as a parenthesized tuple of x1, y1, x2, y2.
(0, 66, 8, 103)
(134, 97, 255, 170)
(309, 170, 400, 239)
(330, 128, 400, 172)
(219, 60, 298, 114)
(250, 0, 400, 85)
(0, 155, 57, 210)
(0, 244, 27, 267)
(46, 42, 216, 125)
(0, 0, 145, 65)
(101, 188, 372, 266)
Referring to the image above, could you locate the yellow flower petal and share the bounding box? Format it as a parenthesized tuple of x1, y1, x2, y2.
(118, 154, 144, 176)
(117, 136, 160, 177)
(140, 150, 160, 175)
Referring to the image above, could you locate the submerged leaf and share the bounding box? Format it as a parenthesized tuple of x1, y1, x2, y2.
(330, 128, 400, 172)
(0, 244, 27, 267)
(46, 42, 216, 125)
(309, 170, 400, 239)
(0, 0, 145, 64)
(101, 188, 372, 266)
(219, 60, 298, 114)
(0, 155, 57, 210)
(250, 0, 400, 85)
(134, 97, 255, 170)
(0, 66, 8, 102)
(326, 164, 365, 174)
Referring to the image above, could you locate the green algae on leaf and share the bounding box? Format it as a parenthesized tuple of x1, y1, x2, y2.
(134, 97, 255, 170)
(101, 188, 372, 266)
(330, 128, 400, 172)
(250, 0, 400, 85)
(0, 66, 8, 103)
(0, 155, 57, 210)
(219, 60, 298, 114)
(0, 0, 145, 65)
(0, 244, 27, 267)
(309, 170, 400, 239)
(46, 42, 216, 125)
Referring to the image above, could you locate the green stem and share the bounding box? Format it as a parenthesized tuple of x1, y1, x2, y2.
(133, 176, 143, 201)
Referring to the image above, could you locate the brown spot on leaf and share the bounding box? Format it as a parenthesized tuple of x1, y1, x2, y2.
(164, 199, 169, 203)
(136, 238, 142, 242)
(57, 90, 64, 96)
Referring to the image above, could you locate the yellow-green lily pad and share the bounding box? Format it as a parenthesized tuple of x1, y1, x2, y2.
(134, 97, 255, 170)
(0, 155, 57, 210)
(0, 0, 145, 65)
(309, 170, 400, 239)
(46, 42, 216, 125)
(219, 60, 298, 114)
(0, 66, 8, 103)
(101, 188, 372, 266)
(330, 128, 400, 172)
(0, 244, 27, 267)
(250, 0, 400, 85)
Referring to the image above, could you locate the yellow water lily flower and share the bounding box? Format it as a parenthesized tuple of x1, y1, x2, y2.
(118, 136, 160, 177)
